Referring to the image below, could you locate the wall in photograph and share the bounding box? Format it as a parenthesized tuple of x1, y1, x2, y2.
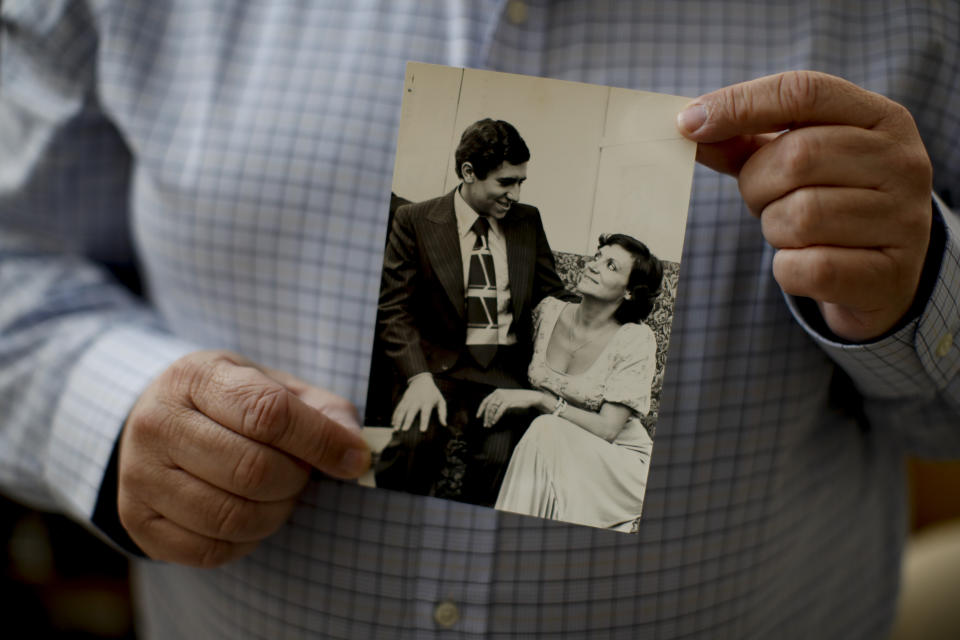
(391, 63, 693, 262)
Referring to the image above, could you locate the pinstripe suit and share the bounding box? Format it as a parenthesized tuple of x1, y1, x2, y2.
(374, 188, 567, 503)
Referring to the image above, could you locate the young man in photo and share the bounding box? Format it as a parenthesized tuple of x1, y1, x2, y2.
(373, 119, 568, 505)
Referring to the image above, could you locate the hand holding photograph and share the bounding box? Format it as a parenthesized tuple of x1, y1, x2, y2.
(362, 63, 696, 533)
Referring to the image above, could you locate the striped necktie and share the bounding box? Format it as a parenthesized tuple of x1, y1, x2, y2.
(466, 216, 498, 368)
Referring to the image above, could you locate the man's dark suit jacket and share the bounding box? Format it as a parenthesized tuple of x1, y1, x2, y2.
(377, 188, 567, 391)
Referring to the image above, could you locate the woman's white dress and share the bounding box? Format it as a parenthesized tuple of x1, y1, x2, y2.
(494, 297, 656, 530)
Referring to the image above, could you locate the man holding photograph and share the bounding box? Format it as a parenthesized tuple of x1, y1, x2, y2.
(2, 3, 960, 639)
(374, 119, 568, 506)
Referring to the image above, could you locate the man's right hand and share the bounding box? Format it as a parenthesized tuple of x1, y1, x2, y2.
(117, 350, 370, 568)
(391, 373, 447, 433)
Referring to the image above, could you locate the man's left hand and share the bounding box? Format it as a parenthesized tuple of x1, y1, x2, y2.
(677, 71, 933, 342)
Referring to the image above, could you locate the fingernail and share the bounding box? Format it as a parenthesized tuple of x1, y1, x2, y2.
(677, 104, 707, 133)
(339, 447, 369, 476)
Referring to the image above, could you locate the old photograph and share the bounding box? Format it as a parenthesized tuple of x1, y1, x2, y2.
(362, 62, 695, 533)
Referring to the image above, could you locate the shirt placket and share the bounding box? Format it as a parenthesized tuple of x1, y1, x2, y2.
(408, 2, 548, 635)
(412, 500, 499, 636)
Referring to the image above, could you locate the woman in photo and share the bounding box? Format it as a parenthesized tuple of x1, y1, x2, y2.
(477, 233, 663, 530)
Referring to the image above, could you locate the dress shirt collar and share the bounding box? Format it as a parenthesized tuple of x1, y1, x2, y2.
(454, 184, 503, 240)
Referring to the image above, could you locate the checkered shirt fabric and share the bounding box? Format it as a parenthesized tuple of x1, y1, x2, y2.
(2, 1, 959, 638)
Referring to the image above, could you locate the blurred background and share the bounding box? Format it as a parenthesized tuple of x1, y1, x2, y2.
(1, 494, 133, 639)
(2, 459, 958, 638)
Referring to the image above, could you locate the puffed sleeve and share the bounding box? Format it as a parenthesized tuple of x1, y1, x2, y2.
(531, 296, 550, 336)
(601, 323, 658, 416)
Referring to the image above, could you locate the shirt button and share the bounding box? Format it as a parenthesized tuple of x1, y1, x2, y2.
(506, 0, 528, 25)
(935, 332, 954, 358)
(433, 600, 460, 628)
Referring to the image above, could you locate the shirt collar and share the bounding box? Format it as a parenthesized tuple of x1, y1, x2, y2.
(454, 184, 502, 239)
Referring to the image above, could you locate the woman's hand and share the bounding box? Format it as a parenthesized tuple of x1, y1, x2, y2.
(477, 389, 551, 428)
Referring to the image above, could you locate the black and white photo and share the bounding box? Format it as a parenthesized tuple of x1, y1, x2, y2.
(363, 63, 695, 533)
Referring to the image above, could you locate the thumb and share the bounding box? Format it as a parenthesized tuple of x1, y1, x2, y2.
(676, 71, 885, 142)
(676, 71, 893, 176)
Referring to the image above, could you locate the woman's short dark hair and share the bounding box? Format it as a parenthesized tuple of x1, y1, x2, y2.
(597, 233, 664, 324)
(454, 119, 530, 180)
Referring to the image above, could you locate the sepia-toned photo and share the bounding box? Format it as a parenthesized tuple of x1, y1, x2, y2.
(362, 63, 695, 533)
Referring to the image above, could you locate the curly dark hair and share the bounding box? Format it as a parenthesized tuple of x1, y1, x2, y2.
(454, 119, 530, 180)
(597, 233, 664, 324)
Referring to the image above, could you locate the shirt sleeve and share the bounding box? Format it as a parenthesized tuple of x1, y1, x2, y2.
(0, 1, 198, 540)
(784, 193, 960, 456)
(602, 323, 657, 417)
